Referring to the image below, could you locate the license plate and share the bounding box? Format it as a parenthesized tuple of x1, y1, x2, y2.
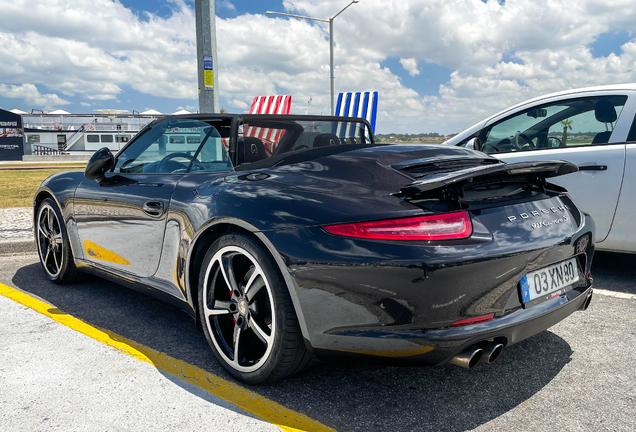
(520, 258, 579, 303)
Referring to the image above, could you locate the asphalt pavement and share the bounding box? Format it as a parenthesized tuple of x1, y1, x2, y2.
(1, 251, 635, 432)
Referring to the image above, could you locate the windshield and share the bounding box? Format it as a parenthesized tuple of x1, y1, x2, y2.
(115, 119, 233, 174)
(236, 118, 374, 168)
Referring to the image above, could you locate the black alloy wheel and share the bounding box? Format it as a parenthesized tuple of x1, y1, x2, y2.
(198, 233, 313, 384)
(36, 198, 80, 284)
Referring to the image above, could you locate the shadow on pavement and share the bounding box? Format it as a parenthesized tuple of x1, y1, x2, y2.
(13, 262, 573, 432)
(591, 251, 636, 295)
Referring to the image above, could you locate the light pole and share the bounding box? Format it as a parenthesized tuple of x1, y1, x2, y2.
(265, 1, 359, 115)
(195, 0, 220, 113)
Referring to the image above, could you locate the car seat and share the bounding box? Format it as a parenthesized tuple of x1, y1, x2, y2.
(591, 100, 617, 145)
(237, 137, 267, 164)
(313, 133, 340, 148)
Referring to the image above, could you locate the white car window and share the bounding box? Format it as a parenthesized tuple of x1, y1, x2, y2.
(546, 108, 623, 147)
(482, 96, 627, 154)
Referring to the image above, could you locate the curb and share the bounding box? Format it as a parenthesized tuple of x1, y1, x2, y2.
(0, 239, 36, 255)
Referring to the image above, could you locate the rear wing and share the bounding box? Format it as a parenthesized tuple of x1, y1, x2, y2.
(397, 160, 578, 201)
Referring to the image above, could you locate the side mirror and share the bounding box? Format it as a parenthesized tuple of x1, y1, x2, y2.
(465, 137, 481, 151)
(85, 147, 115, 182)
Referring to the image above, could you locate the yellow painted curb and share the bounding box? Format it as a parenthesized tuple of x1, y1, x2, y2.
(0, 282, 335, 432)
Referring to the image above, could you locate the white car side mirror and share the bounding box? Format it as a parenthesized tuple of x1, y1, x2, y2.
(465, 137, 481, 151)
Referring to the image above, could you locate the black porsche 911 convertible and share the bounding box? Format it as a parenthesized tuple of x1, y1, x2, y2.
(34, 114, 594, 384)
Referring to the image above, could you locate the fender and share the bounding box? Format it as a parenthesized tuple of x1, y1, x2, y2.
(33, 171, 86, 260)
(183, 216, 312, 345)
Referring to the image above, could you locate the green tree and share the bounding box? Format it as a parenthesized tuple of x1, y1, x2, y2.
(560, 119, 573, 146)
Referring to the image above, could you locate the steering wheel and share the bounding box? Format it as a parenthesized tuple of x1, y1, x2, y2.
(514, 133, 534, 151)
(294, 145, 310, 151)
(157, 152, 204, 173)
(547, 136, 563, 148)
(492, 138, 513, 153)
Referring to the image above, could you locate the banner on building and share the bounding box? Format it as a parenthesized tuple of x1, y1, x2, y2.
(0, 108, 24, 161)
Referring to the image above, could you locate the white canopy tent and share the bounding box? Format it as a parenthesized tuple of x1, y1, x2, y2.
(48, 109, 71, 115)
(139, 109, 163, 115)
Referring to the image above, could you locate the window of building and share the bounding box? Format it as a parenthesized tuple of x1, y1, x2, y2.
(101, 135, 114, 143)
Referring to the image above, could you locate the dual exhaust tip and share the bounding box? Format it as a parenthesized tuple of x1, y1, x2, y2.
(451, 290, 593, 369)
(450, 290, 592, 369)
(450, 342, 504, 369)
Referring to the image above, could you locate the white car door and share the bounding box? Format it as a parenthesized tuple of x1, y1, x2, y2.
(598, 139, 636, 253)
(478, 93, 635, 245)
(497, 146, 623, 242)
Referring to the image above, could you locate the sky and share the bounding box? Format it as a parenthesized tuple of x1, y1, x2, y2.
(0, 0, 635, 134)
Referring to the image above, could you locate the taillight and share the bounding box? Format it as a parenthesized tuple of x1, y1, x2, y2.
(322, 211, 472, 241)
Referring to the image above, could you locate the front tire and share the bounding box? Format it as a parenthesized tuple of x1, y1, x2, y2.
(36, 198, 80, 284)
(197, 233, 313, 384)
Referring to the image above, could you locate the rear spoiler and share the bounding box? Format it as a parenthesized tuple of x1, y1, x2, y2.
(397, 160, 578, 200)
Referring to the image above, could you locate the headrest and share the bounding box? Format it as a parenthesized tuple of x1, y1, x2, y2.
(313, 133, 340, 148)
(595, 100, 617, 123)
(238, 137, 266, 164)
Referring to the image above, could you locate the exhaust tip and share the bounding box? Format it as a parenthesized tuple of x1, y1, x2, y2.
(450, 347, 483, 369)
(479, 343, 504, 363)
(580, 290, 593, 311)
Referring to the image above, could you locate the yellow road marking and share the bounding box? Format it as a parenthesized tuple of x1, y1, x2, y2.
(84, 240, 131, 265)
(0, 282, 335, 432)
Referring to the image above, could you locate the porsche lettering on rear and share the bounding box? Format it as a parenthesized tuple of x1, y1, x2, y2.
(507, 205, 568, 223)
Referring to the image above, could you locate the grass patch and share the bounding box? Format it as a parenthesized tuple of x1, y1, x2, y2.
(0, 168, 83, 208)
(0, 163, 87, 168)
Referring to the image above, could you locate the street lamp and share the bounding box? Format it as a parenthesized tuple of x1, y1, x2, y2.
(265, 1, 359, 115)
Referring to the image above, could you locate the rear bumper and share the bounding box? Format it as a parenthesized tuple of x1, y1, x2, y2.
(263, 201, 595, 364)
(311, 284, 592, 365)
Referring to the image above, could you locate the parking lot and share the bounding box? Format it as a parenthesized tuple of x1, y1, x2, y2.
(1, 251, 635, 432)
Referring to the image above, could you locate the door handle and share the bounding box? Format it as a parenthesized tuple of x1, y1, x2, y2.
(143, 200, 165, 217)
(578, 165, 607, 171)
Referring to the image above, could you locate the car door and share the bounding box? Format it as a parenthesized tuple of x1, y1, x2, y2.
(74, 118, 220, 277)
(477, 93, 634, 243)
(599, 118, 636, 252)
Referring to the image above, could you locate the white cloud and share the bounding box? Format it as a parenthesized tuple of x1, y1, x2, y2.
(1, 0, 636, 132)
(175, 105, 197, 112)
(80, 102, 91, 107)
(281, 0, 636, 131)
(0, 83, 70, 106)
(230, 99, 249, 110)
(218, 1, 236, 11)
(399, 58, 420, 77)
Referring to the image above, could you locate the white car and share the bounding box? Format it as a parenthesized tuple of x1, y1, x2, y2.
(445, 84, 636, 254)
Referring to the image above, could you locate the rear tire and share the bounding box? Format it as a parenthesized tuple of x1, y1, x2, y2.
(36, 198, 80, 284)
(197, 233, 313, 384)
